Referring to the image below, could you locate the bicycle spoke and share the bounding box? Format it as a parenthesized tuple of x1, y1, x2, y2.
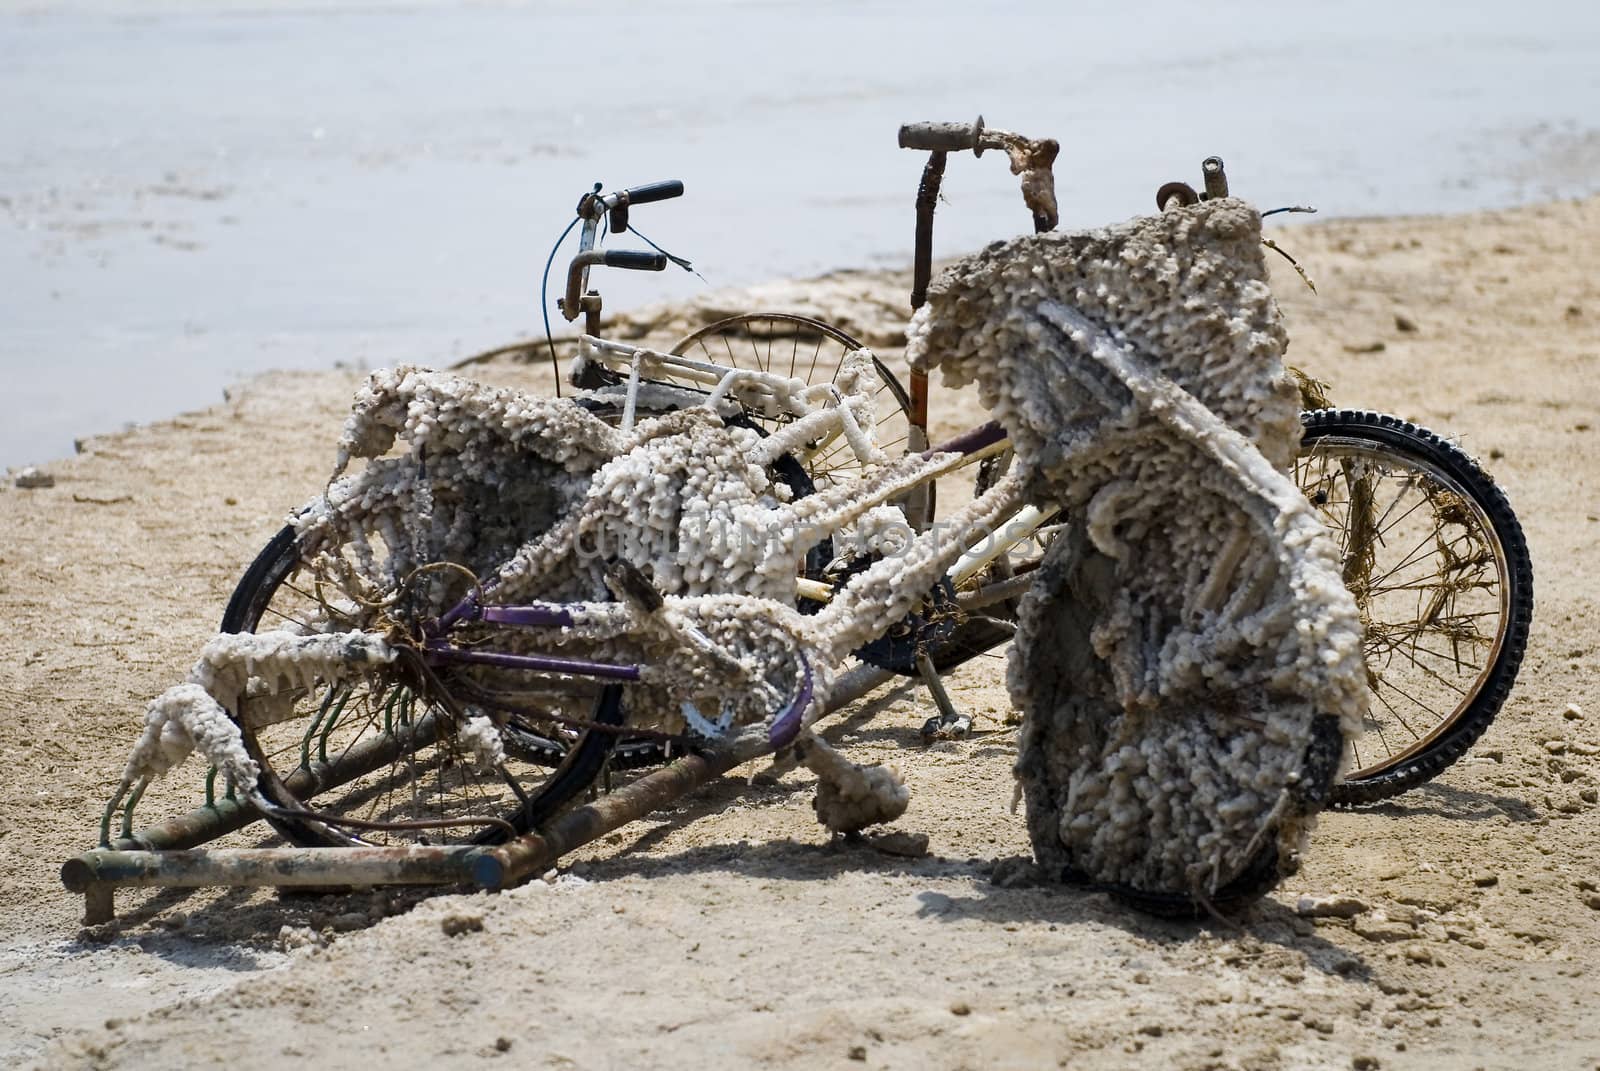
(1366, 578, 1495, 599)
(1369, 473, 1422, 534)
(1372, 674, 1450, 733)
(743, 320, 764, 373)
(1367, 627, 1492, 668)
(1368, 685, 1427, 743)
(804, 334, 823, 383)
(258, 603, 321, 633)
(1362, 527, 1463, 594)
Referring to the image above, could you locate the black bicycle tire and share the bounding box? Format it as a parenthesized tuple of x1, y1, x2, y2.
(220, 525, 624, 847)
(1297, 409, 1534, 807)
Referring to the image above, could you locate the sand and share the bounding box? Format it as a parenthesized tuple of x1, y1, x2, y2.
(1, 195, 1598, 1070)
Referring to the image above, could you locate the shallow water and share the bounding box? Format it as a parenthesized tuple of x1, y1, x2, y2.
(2, 0, 1597, 468)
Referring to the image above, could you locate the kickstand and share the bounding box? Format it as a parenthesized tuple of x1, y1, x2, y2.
(916, 652, 971, 740)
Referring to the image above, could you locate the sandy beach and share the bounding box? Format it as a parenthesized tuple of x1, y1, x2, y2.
(0, 192, 1596, 1069)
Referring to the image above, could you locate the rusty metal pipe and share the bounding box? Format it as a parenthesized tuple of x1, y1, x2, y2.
(909, 151, 947, 311)
(62, 846, 483, 894)
(104, 796, 258, 855)
(956, 571, 1036, 611)
(906, 365, 932, 530)
(473, 752, 725, 889)
(99, 710, 442, 854)
(810, 661, 894, 726)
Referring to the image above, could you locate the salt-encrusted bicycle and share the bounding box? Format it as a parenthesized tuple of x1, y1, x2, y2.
(652, 123, 1532, 809)
(91, 120, 1531, 918)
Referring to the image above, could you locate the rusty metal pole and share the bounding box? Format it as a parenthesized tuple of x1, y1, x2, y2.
(902, 150, 946, 530)
(806, 661, 894, 730)
(66, 714, 444, 922)
(909, 151, 947, 312)
(63, 846, 483, 895)
(100, 711, 441, 854)
(472, 752, 726, 889)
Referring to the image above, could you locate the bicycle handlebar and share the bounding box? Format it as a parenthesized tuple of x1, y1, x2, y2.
(561, 249, 668, 320)
(600, 179, 684, 234)
(898, 116, 1060, 308)
(559, 179, 684, 322)
(898, 117, 985, 155)
(621, 180, 684, 206)
(603, 250, 668, 271)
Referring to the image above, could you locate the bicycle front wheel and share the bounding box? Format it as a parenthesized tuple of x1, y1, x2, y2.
(1295, 410, 1534, 806)
(220, 525, 624, 848)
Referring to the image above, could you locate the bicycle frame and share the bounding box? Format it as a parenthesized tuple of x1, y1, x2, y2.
(65, 112, 1528, 930)
(409, 350, 1045, 738)
(373, 313, 1063, 760)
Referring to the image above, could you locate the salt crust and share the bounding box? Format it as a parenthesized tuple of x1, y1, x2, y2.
(459, 715, 507, 771)
(118, 210, 1365, 877)
(794, 732, 910, 834)
(119, 356, 978, 814)
(908, 200, 1367, 893)
(118, 631, 395, 804)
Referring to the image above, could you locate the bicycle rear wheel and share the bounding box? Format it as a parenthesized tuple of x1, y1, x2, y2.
(221, 525, 624, 848)
(670, 313, 914, 491)
(1295, 410, 1533, 805)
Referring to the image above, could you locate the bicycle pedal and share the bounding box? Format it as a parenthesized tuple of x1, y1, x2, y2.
(920, 711, 972, 741)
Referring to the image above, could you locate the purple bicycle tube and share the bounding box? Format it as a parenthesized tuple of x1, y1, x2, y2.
(766, 656, 813, 748)
(478, 604, 576, 627)
(423, 643, 642, 682)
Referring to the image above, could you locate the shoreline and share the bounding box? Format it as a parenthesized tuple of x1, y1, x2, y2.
(9, 192, 1599, 479)
(9, 0, 1600, 470)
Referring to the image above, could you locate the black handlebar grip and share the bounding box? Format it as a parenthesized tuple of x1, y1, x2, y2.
(603, 250, 669, 271)
(898, 117, 984, 153)
(622, 180, 684, 205)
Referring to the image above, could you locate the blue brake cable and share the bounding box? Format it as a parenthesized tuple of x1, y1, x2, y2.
(540, 214, 583, 398)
